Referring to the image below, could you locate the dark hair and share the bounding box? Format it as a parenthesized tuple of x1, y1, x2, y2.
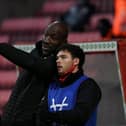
(97, 18, 112, 37)
(56, 43, 85, 69)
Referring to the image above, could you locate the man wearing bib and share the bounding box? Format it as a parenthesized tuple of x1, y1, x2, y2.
(37, 43, 102, 126)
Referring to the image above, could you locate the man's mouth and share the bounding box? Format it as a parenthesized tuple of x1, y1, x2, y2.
(42, 43, 51, 51)
(43, 46, 49, 50)
(57, 66, 62, 70)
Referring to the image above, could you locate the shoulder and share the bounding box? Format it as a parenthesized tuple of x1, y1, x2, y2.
(77, 77, 102, 103)
(80, 77, 102, 95)
(83, 77, 100, 87)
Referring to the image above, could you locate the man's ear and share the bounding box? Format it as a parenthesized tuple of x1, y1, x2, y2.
(73, 58, 79, 66)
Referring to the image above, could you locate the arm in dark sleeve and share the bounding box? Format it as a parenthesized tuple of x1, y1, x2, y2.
(0, 43, 56, 78)
(40, 78, 102, 125)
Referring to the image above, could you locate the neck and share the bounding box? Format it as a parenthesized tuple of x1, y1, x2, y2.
(59, 67, 79, 83)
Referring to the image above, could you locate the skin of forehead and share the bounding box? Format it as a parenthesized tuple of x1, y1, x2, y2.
(57, 50, 73, 60)
(45, 22, 68, 36)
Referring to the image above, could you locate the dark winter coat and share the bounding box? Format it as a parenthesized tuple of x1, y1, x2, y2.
(0, 41, 56, 126)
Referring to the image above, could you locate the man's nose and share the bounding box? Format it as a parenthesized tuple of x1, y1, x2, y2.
(56, 57, 61, 63)
(56, 62, 61, 67)
(56, 58, 59, 63)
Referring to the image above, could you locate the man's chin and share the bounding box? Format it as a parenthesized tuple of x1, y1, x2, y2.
(42, 47, 55, 56)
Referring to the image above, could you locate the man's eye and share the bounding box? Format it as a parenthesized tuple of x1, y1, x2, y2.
(61, 56, 67, 59)
(51, 34, 61, 40)
(51, 36, 58, 40)
(56, 57, 59, 60)
(56, 56, 66, 60)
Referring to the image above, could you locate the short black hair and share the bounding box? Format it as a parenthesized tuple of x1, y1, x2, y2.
(56, 43, 85, 69)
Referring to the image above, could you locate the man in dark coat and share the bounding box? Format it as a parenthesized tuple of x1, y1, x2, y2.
(0, 21, 68, 126)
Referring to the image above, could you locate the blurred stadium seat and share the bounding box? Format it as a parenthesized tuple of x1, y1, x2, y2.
(0, 17, 52, 33)
(68, 32, 101, 42)
(0, 89, 12, 108)
(0, 56, 16, 70)
(0, 17, 52, 42)
(38, 1, 75, 16)
(0, 35, 10, 42)
(0, 70, 17, 89)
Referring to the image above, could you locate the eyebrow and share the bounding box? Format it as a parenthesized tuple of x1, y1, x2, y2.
(57, 54, 67, 58)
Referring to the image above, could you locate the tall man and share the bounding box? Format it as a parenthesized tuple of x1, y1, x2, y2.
(37, 43, 102, 126)
(0, 21, 68, 126)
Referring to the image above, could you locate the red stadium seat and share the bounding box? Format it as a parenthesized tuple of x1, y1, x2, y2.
(0, 17, 52, 33)
(0, 35, 10, 42)
(39, 1, 75, 16)
(0, 56, 16, 69)
(0, 89, 12, 109)
(68, 32, 101, 43)
(0, 70, 17, 88)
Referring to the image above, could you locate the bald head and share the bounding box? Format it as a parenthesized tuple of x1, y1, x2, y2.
(45, 21, 69, 42)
